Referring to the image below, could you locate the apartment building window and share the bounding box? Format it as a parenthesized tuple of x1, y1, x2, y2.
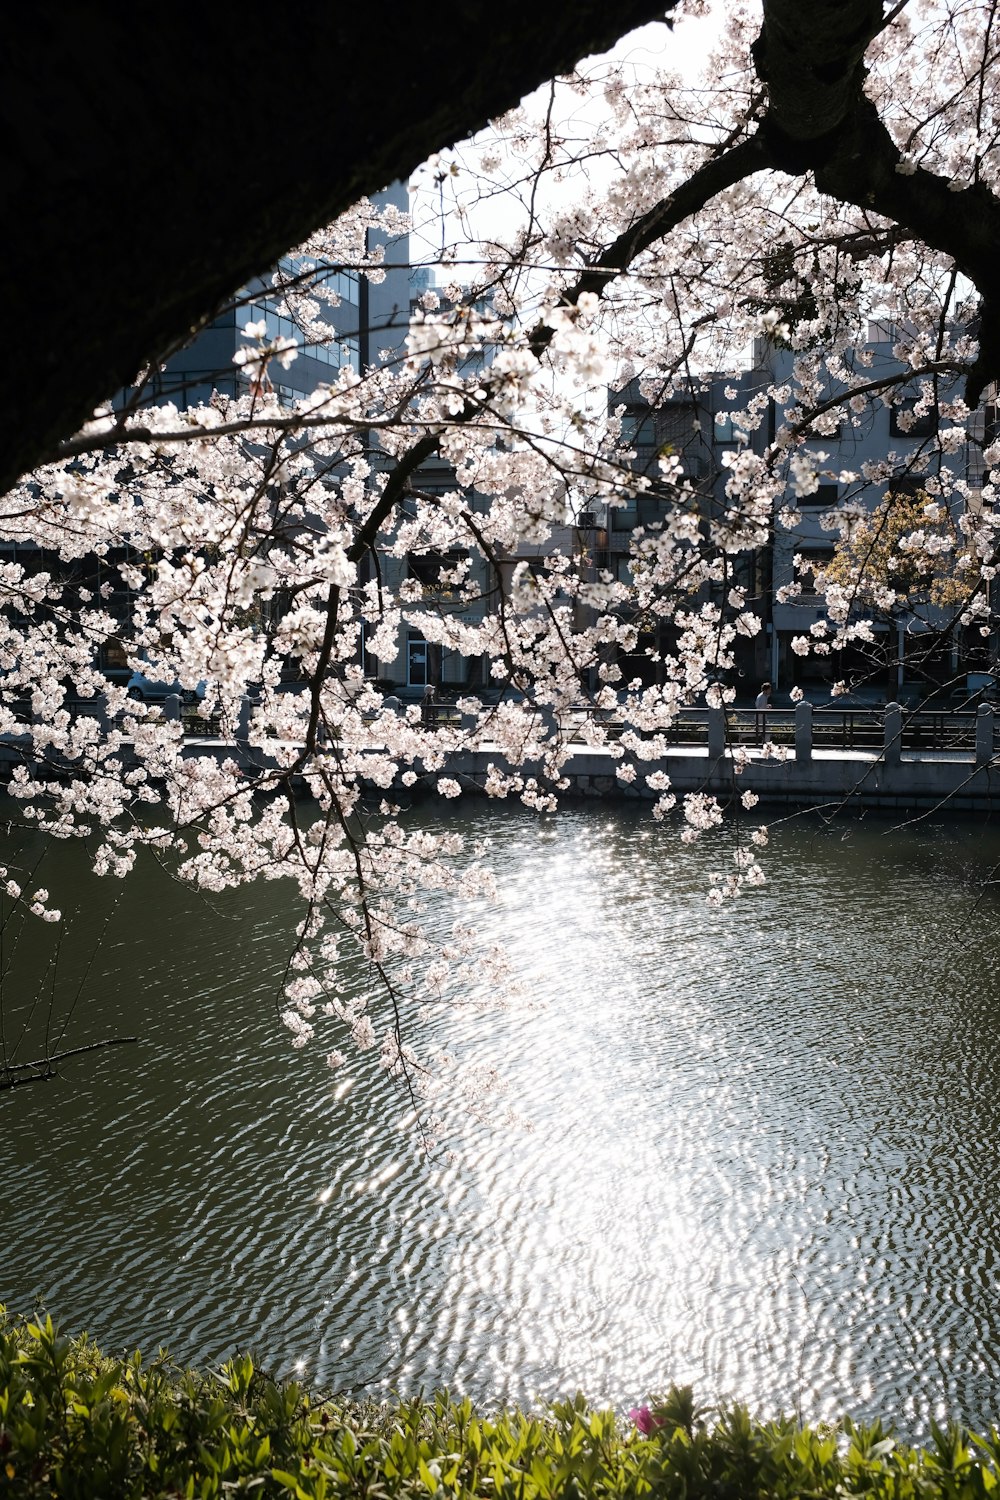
(636, 495, 672, 528)
(888, 474, 927, 496)
(618, 406, 656, 466)
(610, 503, 638, 532)
(801, 483, 839, 511)
(408, 549, 465, 590)
(242, 303, 358, 370)
(890, 397, 936, 437)
(407, 633, 428, 687)
(654, 402, 698, 449)
(796, 547, 833, 598)
(655, 402, 711, 478)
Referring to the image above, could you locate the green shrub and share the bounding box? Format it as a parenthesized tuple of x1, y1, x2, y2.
(3, 1304, 1000, 1500)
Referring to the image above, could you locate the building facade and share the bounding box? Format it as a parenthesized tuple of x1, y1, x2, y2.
(598, 333, 997, 704)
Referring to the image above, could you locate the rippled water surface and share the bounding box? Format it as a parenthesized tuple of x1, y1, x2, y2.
(5, 802, 1000, 1437)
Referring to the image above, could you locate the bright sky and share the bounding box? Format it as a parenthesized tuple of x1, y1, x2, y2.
(408, 6, 730, 270)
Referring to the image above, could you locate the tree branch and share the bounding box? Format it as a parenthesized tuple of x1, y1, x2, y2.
(750, 0, 1000, 401)
(0, 1035, 140, 1090)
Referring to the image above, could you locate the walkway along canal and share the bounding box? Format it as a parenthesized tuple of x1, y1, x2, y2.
(4, 698, 998, 813)
(384, 701, 1000, 813)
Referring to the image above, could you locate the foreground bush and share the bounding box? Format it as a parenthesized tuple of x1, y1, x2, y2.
(2, 1307, 1000, 1500)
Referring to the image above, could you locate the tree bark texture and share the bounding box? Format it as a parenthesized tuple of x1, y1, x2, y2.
(757, 0, 1000, 403)
(0, 1, 671, 494)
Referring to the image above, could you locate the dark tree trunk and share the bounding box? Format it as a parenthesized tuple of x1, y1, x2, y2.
(0, 2, 671, 494)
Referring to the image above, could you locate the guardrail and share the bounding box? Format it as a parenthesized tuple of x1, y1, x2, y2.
(32, 693, 1000, 767)
(565, 702, 996, 763)
(180, 708, 223, 737)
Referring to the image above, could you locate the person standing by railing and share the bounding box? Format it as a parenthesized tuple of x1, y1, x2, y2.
(755, 681, 772, 742)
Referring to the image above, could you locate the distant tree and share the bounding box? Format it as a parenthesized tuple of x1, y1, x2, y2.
(821, 490, 983, 615)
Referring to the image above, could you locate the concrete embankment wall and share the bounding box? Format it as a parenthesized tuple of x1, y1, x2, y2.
(404, 744, 1000, 813)
(397, 701, 1000, 813)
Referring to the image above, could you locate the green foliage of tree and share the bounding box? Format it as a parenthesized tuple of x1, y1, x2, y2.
(822, 491, 982, 614)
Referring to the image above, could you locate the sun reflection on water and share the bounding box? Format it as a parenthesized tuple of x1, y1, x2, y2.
(4, 807, 1000, 1438)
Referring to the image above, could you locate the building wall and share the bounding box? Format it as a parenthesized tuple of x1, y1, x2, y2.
(154, 184, 411, 406)
(752, 327, 987, 699)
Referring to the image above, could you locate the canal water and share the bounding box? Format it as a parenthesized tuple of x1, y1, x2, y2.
(3, 801, 1000, 1438)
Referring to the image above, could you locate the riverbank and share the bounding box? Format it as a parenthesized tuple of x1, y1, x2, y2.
(5, 701, 1000, 813)
(410, 738, 1000, 813)
(374, 700, 1000, 812)
(1, 1309, 994, 1500)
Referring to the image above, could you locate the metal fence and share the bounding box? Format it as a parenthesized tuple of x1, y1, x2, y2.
(571, 704, 993, 757)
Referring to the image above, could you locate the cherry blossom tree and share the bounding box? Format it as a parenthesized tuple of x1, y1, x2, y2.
(5, 0, 1000, 1117)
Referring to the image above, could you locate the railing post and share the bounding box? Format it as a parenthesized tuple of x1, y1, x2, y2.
(707, 705, 725, 759)
(976, 703, 994, 767)
(74, 694, 109, 731)
(235, 693, 254, 755)
(795, 700, 813, 763)
(536, 705, 558, 738)
(883, 701, 902, 766)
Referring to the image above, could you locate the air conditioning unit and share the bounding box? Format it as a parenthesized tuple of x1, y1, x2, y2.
(576, 511, 598, 529)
